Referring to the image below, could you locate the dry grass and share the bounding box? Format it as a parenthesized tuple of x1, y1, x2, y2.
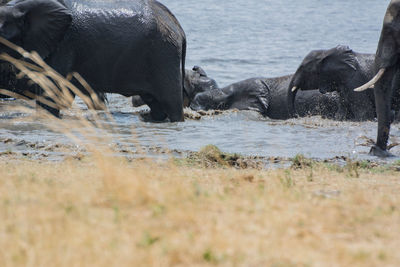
(0, 156, 399, 267)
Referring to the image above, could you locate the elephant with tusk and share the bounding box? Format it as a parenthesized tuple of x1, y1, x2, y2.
(353, 0, 400, 157)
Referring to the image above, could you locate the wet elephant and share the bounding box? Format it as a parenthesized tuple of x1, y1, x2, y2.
(287, 45, 376, 121)
(0, 62, 108, 109)
(132, 66, 218, 108)
(0, 0, 186, 122)
(0, 62, 16, 99)
(353, 0, 400, 157)
(190, 75, 339, 120)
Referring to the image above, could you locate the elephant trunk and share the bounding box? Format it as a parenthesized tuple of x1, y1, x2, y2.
(287, 80, 299, 117)
(356, 18, 399, 93)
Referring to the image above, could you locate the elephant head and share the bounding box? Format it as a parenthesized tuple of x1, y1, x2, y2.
(0, 0, 72, 58)
(354, 0, 400, 93)
(189, 89, 224, 111)
(132, 66, 218, 108)
(287, 45, 358, 116)
(353, 0, 400, 156)
(183, 66, 218, 106)
(0, 0, 72, 97)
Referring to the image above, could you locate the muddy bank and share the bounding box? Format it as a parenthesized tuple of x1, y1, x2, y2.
(2, 135, 400, 172)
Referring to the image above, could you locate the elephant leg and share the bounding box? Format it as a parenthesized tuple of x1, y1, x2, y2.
(156, 90, 184, 122)
(68, 78, 106, 110)
(36, 96, 61, 118)
(140, 93, 168, 122)
(148, 48, 184, 122)
(132, 95, 146, 107)
(34, 85, 62, 118)
(85, 91, 107, 110)
(371, 67, 398, 157)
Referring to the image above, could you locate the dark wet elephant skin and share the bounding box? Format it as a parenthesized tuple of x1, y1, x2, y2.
(190, 75, 339, 120)
(361, 1, 400, 157)
(0, 0, 186, 122)
(287, 45, 376, 121)
(132, 66, 218, 108)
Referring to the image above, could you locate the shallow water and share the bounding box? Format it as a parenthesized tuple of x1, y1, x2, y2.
(1, 0, 399, 162)
(1, 97, 399, 161)
(165, 0, 389, 86)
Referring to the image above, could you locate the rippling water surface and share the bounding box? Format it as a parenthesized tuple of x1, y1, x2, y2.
(1, 0, 399, 161)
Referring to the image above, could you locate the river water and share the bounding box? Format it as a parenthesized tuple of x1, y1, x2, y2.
(1, 0, 399, 161)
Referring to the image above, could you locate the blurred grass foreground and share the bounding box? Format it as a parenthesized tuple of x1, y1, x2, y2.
(0, 39, 400, 266)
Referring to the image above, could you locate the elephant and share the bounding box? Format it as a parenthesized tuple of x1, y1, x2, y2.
(190, 74, 339, 120)
(132, 66, 218, 108)
(0, 0, 186, 122)
(0, 62, 16, 99)
(0, 61, 109, 108)
(353, 0, 400, 157)
(287, 45, 376, 121)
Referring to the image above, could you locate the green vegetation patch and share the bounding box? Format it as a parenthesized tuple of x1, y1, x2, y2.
(177, 145, 264, 169)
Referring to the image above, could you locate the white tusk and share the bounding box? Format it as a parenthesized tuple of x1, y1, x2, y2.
(291, 86, 298, 92)
(370, 84, 374, 89)
(354, 68, 385, 92)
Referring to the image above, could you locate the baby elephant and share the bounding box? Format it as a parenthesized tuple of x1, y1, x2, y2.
(190, 75, 339, 120)
(132, 66, 218, 108)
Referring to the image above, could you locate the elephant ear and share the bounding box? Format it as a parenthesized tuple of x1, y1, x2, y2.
(16, 0, 72, 59)
(322, 45, 358, 72)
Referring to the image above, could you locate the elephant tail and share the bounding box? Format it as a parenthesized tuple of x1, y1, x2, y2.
(182, 38, 187, 100)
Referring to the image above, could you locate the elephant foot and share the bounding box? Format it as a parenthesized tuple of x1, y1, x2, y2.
(369, 145, 395, 158)
(132, 95, 146, 107)
(139, 111, 169, 123)
(334, 112, 347, 121)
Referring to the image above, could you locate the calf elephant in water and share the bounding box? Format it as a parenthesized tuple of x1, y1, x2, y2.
(190, 74, 339, 120)
(353, 0, 400, 157)
(132, 66, 218, 108)
(287, 45, 376, 121)
(0, 0, 186, 122)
